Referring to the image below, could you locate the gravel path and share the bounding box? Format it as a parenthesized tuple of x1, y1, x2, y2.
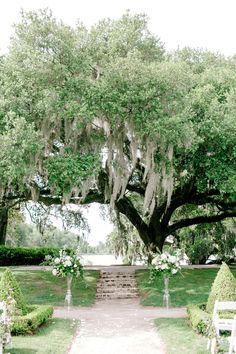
(54, 300, 186, 354)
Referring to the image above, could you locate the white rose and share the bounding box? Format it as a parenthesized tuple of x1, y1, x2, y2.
(74, 264, 77, 268)
(64, 260, 72, 267)
(171, 269, 178, 274)
(161, 264, 168, 270)
(152, 256, 159, 265)
(169, 256, 176, 263)
(161, 253, 167, 260)
(54, 257, 60, 264)
(52, 269, 57, 276)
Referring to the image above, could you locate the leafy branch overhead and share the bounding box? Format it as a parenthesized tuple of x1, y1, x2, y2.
(0, 9, 236, 249)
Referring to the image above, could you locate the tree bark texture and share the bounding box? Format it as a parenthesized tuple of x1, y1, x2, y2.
(0, 207, 8, 245)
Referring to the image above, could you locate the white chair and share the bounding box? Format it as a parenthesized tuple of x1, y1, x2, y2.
(208, 300, 236, 353)
(228, 315, 236, 354)
(0, 302, 6, 354)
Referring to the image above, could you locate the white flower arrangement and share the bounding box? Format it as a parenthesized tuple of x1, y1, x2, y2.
(150, 249, 182, 280)
(46, 247, 83, 278)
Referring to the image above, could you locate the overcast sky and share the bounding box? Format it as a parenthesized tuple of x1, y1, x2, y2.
(1, 0, 236, 56)
(2, 0, 236, 245)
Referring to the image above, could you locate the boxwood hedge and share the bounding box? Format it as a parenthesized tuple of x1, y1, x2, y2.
(12, 305, 54, 335)
(187, 303, 211, 335)
(0, 246, 59, 266)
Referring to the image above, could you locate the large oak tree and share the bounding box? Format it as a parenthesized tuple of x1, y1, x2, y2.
(0, 10, 236, 249)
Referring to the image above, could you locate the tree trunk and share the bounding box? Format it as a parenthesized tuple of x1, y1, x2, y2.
(0, 207, 8, 245)
(115, 197, 166, 253)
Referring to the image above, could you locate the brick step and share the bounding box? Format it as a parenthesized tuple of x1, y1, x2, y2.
(98, 276, 135, 279)
(97, 286, 136, 290)
(100, 276, 136, 280)
(100, 271, 135, 275)
(96, 287, 138, 293)
(97, 285, 136, 290)
(97, 280, 136, 285)
(101, 272, 135, 275)
(96, 293, 139, 299)
(99, 278, 136, 283)
(96, 270, 138, 300)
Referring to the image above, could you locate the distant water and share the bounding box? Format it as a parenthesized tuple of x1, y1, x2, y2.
(81, 254, 124, 266)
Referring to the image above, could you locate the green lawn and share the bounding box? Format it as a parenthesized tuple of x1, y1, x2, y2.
(0, 268, 99, 306)
(136, 267, 236, 307)
(8, 318, 78, 354)
(155, 318, 208, 354)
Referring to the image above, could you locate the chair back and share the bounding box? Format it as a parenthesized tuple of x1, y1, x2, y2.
(214, 301, 236, 311)
(229, 315, 236, 354)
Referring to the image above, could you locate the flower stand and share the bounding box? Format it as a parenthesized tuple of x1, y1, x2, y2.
(65, 275, 73, 310)
(163, 275, 170, 309)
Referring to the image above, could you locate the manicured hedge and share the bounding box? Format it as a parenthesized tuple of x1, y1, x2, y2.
(187, 303, 211, 335)
(12, 305, 53, 335)
(187, 302, 236, 337)
(206, 262, 236, 313)
(0, 246, 59, 266)
(0, 268, 27, 315)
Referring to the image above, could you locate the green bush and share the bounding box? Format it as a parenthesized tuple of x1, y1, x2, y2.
(187, 302, 236, 337)
(187, 303, 211, 335)
(186, 237, 214, 265)
(0, 269, 27, 315)
(0, 246, 59, 266)
(12, 305, 53, 335)
(206, 262, 236, 313)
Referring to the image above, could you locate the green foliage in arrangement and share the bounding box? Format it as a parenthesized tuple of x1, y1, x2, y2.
(0, 269, 27, 315)
(206, 262, 236, 313)
(0, 246, 59, 266)
(12, 305, 53, 335)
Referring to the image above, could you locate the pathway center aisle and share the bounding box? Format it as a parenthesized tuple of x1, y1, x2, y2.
(54, 299, 186, 354)
(70, 299, 165, 354)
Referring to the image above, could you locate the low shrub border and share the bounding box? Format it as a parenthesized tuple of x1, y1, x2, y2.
(186, 303, 211, 335)
(187, 303, 236, 336)
(0, 246, 59, 266)
(12, 305, 53, 335)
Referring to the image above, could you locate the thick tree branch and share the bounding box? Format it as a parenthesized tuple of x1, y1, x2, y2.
(115, 197, 151, 245)
(38, 189, 105, 206)
(126, 183, 145, 196)
(152, 183, 223, 231)
(167, 211, 236, 235)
